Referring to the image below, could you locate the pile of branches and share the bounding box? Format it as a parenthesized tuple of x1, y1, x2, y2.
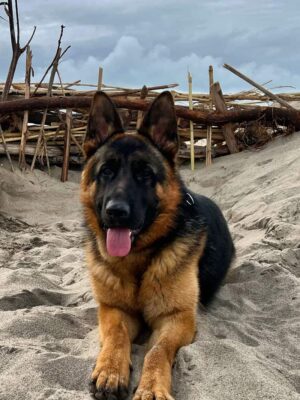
(1, 79, 300, 177)
(1, 0, 300, 180)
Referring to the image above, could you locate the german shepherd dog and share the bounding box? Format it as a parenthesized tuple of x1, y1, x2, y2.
(81, 91, 235, 400)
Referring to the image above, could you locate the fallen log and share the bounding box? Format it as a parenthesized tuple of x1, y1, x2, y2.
(1, 96, 300, 129)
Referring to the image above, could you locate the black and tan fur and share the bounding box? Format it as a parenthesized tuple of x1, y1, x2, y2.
(81, 91, 235, 400)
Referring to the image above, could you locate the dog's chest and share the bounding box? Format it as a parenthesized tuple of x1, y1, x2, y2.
(91, 254, 199, 324)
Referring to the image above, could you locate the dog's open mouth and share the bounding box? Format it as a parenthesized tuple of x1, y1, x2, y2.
(105, 227, 141, 257)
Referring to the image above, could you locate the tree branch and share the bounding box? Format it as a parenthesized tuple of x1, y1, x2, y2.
(15, 0, 19, 45)
(59, 44, 71, 59)
(1, 0, 36, 100)
(20, 25, 36, 53)
(33, 25, 70, 95)
(6, 0, 16, 49)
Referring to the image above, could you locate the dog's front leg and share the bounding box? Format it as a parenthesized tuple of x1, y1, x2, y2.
(133, 310, 196, 400)
(90, 303, 140, 400)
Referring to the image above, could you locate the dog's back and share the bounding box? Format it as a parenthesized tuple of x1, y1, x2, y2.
(169, 186, 235, 305)
(193, 193, 235, 304)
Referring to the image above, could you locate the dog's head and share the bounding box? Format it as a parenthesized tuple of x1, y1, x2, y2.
(81, 91, 182, 258)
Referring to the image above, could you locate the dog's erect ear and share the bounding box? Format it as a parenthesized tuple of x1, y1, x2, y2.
(84, 91, 124, 158)
(138, 91, 179, 161)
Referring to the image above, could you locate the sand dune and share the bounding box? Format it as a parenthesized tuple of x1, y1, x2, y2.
(0, 134, 299, 400)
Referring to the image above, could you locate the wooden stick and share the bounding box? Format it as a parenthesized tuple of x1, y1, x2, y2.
(53, 69, 85, 156)
(44, 132, 51, 174)
(70, 132, 85, 156)
(19, 45, 32, 169)
(206, 65, 214, 166)
(0, 126, 14, 171)
(56, 69, 65, 96)
(188, 72, 195, 171)
(211, 82, 239, 154)
(0, 129, 87, 143)
(101, 83, 178, 91)
(0, 143, 83, 160)
(223, 63, 296, 110)
(31, 48, 61, 171)
(64, 80, 81, 89)
(98, 67, 103, 91)
(136, 85, 148, 129)
(61, 108, 72, 182)
(33, 25, 70, 95)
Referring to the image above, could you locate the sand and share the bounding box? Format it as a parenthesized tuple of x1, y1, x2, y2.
(0, 134, 299, 400)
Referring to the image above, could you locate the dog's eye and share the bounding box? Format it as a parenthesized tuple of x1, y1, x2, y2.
(99, 162, 118, 179)
(101, 167, 114, 178)
(134, 165, 154, 182)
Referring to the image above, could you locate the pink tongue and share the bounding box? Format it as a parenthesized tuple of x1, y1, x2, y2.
(106, 228, 131, 257)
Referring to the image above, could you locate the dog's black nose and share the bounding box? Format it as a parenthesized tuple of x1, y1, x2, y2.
(105, 200, 130, 219)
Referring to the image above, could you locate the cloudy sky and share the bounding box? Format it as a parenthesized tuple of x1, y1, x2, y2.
(0, 0, 299, 93)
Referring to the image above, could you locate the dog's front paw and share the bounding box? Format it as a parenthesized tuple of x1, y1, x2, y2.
(133, 383, 174, 400)
(89, 355, 130, 400)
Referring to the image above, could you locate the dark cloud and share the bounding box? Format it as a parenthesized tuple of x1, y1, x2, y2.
(0, 0, 299, 92)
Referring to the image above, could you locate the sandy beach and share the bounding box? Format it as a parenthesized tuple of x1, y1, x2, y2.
(0, 133, 299, 400)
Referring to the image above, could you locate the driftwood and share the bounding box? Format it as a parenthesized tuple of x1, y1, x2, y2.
(0, 125, 14, 171)
(211, 82, 239, 153)
(223, 63, 296, 111)
(206, 65, 214, 166)
(61, 108, 71, 182)
(97, 67, 103, 91)
(1, 96, 300, 128)
(19, 45, 32, 168)
(188, 71, 195, 170)
(0, 142, 83, 165)
(136, 85, 148, 129)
